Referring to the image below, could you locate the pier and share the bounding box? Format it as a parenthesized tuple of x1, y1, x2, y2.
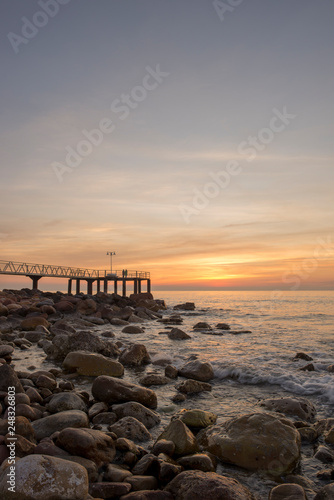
(0, 260, 151, 296)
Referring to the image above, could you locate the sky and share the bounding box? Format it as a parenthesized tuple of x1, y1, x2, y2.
(0, 0, 333, 291)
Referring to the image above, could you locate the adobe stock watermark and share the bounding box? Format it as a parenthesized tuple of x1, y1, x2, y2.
(7, 0, 71, 54)
(213, 0, 244, 22)
(178, 106, 296, 223)
(51, 64, 169, 182)
(7, 387, 16, 493)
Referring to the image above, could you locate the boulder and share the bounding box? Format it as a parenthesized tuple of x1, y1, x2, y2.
(156, 419, 198, 457)
(21, 316, 50, 330)
(32, 410, 90, 440)
(76, 298, 97, 315)
(54, 300, 75, 313)
(63, 350, 124, 377)
(92, 375, 158, 409)
(177, 453, 216, 472)
(46, 392, 87, 413)
(122, 325, 144, 334)
(172, 409, 217, 429)
(165, 365, 178, 379)
(168, 328, 191, 340)
(197, 412, 301, 475)
(314, 483, 334, 499)
(112, 402, 161, 429)
(119, 344, 151, 367)
(0, 454, 88, 499)
(56, 427, 116, 466)
(165, 470, 254, 500)
(0, 304, 8, 317)
(0, 345, 14, 358)
(176, 379, 212, 394)
(260, 397, 316, 422)
(139, 373, 170, 387)
(269, 484, 308, 499)
(0, 416, 35, 443)
(89, 482, 132, 498)
(0, 364, 24, 393)
(108, 416, 152, 442)
(127, 475, 159, 491)
(173, 303, 195, 310)
(104, 463, 133, 482)
(179, 360, 214, 382)
(193, 322, 212, 330)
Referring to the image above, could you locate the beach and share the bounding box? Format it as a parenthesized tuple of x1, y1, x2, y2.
(0, 288, 334, 499)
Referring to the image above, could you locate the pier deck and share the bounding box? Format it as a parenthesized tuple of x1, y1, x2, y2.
(0, 260, 151, 296)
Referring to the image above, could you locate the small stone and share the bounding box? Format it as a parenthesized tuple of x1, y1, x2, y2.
(176, 379, 212, 394)
(139, 373, 170, 387)
(269, 483, 307, 499)
(108, 416, 152, 442)
(152, 439, 175, 457)
(92, 375, 157, 409)
(177, 453, 216, 472)
(156, 419, 198, 457)
(122, 325, 144, 334)
(112, 402, 161, 429)
(314, 445, 334, 463)
(179, 360, 214, 382)
(165, 365, 178, 379)
(168, 328, 191, 340)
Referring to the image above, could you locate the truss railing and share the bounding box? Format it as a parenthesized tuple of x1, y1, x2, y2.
(0, 261, 150, 279)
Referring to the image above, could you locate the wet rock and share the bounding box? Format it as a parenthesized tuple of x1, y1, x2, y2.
(89, 482, 132, 498)
(112, 402, 161, 429)
(314, 483, 334, 499)
(165, 470, 255, 500)
(56, 427, 116, 466)
(294, 352, 313, 361)
(24, 331, 43, 343)
(48, 329, 119, 361)
(197, 412, 301, 475)
(92, 375, 158, 409)
(15, 403, 41, 421)
(173, 303, 195, 311)
(0, 454, 89, 499)
(104, 463, 133, 482)
(119, 343, 151, 367)
(20, 316, 50, 330)
(168, 328, 191, 340)
(139, 373, 170, 387)
(327, 365, 334, 372)
(269, 484, 307, 499)
(76, 298, 97, 315)
(0, 345, 14, 358)
(122, 325, 144, 334)
(54, 300, 75, 313)
(299, 363, 315, 371)
(128, 475, 159, 491)
(131, 454, 161, 475)
(165, 365, 178, 379)
(172, 393, 186, 403)
(314, 445, 334, 463)
(298, 425, 319, 443)
(63, 350, 124, 377)
(32, 410, 89, 440)
(172, 409, 217, 429)
(176, 379, 212, 394)
(158, 315, 183, 325)
(25, 387, 43, 404)
(0, 364, 24, 393)
(260, 397, 316, 422)
(46, 392, 87, 413)
(88, 401, 109, 420)
(215, 323, 230, 330)
(179, 360, 214, 382)
(35, 373, 57, 391)
(177, 453, 216, 472)
(152, 439, 175, 457)
(109, 416, 152, 442)
(156, 419, 199, 457)
(193, 322, 211, 330)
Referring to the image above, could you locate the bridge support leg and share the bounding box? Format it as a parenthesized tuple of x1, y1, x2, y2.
(86, 279, 94, 295)
(134, 279, 138, 294)
(96, 280, 101, 293)
(138, 280, 142, 293)
(76, 279, 80, 294)
(68, 279, 72, 295)
(122, 279, 126, 297)
(27, 275, 42, 291)
(114, 280, 118, 295)
(104, 280, 108, 293)
(147, 279, 151, 293)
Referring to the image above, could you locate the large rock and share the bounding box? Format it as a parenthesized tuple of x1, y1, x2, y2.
(46, 392, 87, 413)
(176, 379, 212, 394)
(168, 328, 191, 340)
(0, 454, 88, 499)
(269, 483, 307, 499)
(0, 364, 24, 393)
(0, 304, 8, 317)
(197, 413, 301, 475)
(108, 416, 152, 442)
(56, 427, 116, 466)
(172, 409, 217, 429)
(122, 325, 144, 334)
(179, 360, 214, 382)
(32, 410, 89, 440)
(112, 402, 161, 429)
(0, 416, 35, 443)
(260, 397, 316, 422)
(156, 419, 199, 457)
(119, 344, 151, 367)
(165, 470, 254, 500)
(92, 375, 158, 409)
(63, 351, 124, 377)
(20, 316, 50, 330)
(173, 302, 195, 310)
(76, 298, 97, 315)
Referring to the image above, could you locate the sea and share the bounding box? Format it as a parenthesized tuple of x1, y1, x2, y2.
(11, 289, 334, 498)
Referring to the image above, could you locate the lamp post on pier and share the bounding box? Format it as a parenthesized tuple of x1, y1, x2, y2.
(106, 251, 116, 274)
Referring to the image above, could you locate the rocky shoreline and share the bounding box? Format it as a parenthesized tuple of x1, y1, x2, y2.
(0, 288, 334, 499)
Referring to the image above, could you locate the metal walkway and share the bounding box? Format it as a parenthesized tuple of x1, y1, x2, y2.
(0, 260, 151, 295)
